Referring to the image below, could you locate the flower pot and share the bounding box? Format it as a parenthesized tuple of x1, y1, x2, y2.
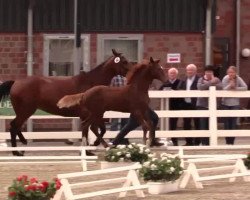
(147, 180, 180, 194)
(100, 161, 137, 169)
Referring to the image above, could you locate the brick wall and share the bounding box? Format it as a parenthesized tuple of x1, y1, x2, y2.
(240, 0, 250, 85)
(0, 34, 27, 80)
(0, 33, 45, 81)
(213, 0, 250, 84)
(90, 34, 97, 68)
(33, 34, 44, 75)
(1, 1, 249, 81)
(214, 0, 235, 66)
(89, 33, 204, 78)
(212, 0, 250, 108)
(0, 33, 204, 80)
(143, 33, 204, 79)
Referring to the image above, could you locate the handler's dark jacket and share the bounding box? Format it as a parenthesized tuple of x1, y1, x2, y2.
(159, 79, 184, 110)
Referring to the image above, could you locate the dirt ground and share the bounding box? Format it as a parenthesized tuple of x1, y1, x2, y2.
(1, 139, 250, 200)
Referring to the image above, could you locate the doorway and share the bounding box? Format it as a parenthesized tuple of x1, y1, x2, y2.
(213, 37, 230, 79)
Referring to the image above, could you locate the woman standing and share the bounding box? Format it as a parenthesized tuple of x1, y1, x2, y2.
(222, 66, 247, 145)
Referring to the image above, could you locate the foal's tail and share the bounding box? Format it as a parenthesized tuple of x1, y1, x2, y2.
(57, 93, 85, 109)
(0, 80, 15, 101)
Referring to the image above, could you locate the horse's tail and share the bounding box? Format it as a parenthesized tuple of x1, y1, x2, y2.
(0, 80, 15, 101)
(57, 93, 85, 109)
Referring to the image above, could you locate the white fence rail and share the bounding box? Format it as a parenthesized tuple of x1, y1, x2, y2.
(0, 87, 250, 146)
(0, 146, 97, 171)
(55, 163, 147, 199)
(180, 155, 250, 189)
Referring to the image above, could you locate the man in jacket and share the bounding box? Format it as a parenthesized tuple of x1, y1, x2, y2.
(159, 67, 183, 146)
(179, 64, 200, 146)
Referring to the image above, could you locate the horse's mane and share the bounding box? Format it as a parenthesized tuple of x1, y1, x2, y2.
(86, 56, 113, 75)
(100, 56, 112, 66)
(126, 60, 149, 84)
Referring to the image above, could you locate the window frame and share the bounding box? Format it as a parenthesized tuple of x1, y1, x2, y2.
(43, 34, 90, 76)
(97, 34, 143, 64)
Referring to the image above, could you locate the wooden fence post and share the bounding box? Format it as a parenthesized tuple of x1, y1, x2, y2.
(209, 86, 218, 146)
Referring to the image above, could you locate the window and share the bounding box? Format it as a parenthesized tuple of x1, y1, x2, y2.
(97, 34, 143, 64)
(43, 34, 90, 76)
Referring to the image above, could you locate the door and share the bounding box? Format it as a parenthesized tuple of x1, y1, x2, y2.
(213, 37, 230, 79)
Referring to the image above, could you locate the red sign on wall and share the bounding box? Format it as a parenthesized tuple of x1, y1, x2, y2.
(167, 53, 181, 63)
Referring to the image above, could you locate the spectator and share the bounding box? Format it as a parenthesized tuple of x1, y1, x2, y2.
(159, 67, 183, 146)
(221, 66, 247, 145)
(179, 64, 200, 146)
(196, 65, 222, 145)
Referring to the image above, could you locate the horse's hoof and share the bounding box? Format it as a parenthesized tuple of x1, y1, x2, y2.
(12, 151, 24, 156)
(86, 150, 95, 156)
(150, 141, 164, 147)
(21, 139, 28, 145)
(20, 137, 28, 145)
(18, 136, 28, 145)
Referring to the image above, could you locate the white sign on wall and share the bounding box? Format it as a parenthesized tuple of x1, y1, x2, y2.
(167, 53, 181, 63)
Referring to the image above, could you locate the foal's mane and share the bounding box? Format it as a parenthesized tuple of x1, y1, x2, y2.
(76, 56, 113, 83)
(126, 60, 149, 84)
(88, 56, 113, 73)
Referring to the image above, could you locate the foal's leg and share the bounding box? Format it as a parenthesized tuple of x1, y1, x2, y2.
(80, 108, 95, 146)
(134, 110, 154, 146)
(139, 108, 157, 147)
(143, 113, 154, 147)
(81, 115, 108, 148)
(90, 117, 109, 148)
(142, 126, 148, 145)
(133, 111, 150, 144)
(81, 118, 96, 156)
(92, 121, 106, 146)
(81, 115, 92, 146)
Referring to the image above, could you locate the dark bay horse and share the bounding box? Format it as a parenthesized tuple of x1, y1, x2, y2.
(0, 49, 131, 156)
(57, 57, 166, 147)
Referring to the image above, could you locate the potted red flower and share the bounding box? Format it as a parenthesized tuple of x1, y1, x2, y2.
(8, 175, 62, 200)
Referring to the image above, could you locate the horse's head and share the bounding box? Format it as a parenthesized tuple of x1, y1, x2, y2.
(126, 58, 166, 85)
(148, 57, 166, 83)
(106, 49, 132, 76)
